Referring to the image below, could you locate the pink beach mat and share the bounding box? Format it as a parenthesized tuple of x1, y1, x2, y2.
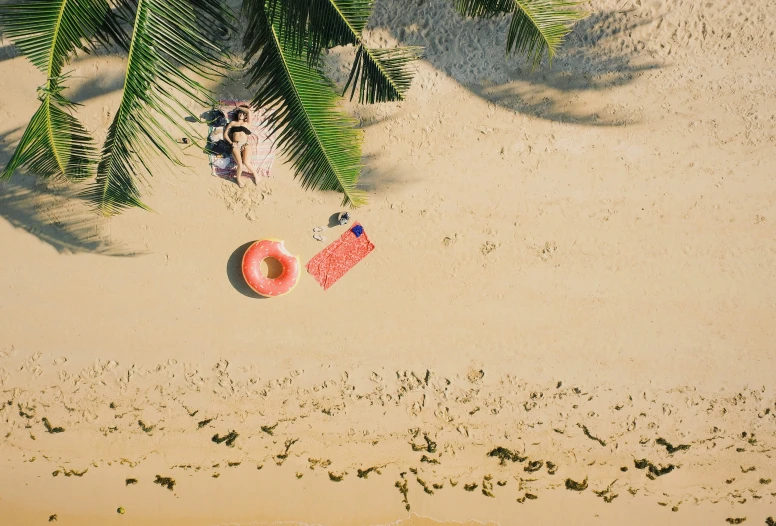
(209, 100, 276, 181)
(306, 222, 375, 291)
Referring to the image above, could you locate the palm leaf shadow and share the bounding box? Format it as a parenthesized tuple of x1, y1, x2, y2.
(368, 3, 662, 126)
(0, 128, 141, 256)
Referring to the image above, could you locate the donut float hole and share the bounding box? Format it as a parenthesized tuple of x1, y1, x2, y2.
(260, 257, 283, 279)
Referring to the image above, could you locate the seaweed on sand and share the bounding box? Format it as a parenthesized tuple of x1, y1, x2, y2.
(463, 483, 478, 491)
(395, 477, 410, 511)
(328, 471, 345, 482)
(481, 476, 495, 498)
(261, 423, 278, 436)
(61, 468, 87, 477)
(517, 493, 538, 503)
(765, 517, 775, 526)
(420, 455, 439, 464)
(357, 466, 382, 478)
(524, 460, 543, 473)
(634, 459, 677, 478)
(416, 477, 434, 495)
(725, 519, 746, 524)
(212, 431, 238, 447)
(656, 438, 690, 454)
(42, 418, 64, 433)
(48, 515, 57, 522)
(487, 447, 527, 465)
(276, 438, 298, 464)
(411, 434, 437, 453)
(579, 424, 606, 447)
(153, 475, 175, 491)
(197, 418, 213, 429)
(593, 481, 618, 503)
(137, 421, 154, 433)
(546, 461, 558, 475)
(565, 477, 588, 491)
(125, 478, 138, 485)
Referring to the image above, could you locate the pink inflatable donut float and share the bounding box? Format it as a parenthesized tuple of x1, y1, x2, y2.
(241, 239, 300, 297)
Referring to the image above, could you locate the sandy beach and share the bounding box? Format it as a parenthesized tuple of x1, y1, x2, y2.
(1, 0, 775, 524)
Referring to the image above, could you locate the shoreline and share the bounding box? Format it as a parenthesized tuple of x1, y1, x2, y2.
(1, 353, 774, 525)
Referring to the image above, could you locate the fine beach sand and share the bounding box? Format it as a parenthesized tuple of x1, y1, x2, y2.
(1, 0, 775, 524)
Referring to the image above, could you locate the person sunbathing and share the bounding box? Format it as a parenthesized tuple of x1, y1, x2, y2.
(223, 106, 258, 187)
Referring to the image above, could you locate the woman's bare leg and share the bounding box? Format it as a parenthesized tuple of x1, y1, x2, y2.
(232, 145, 246, 187)
(241, 145, 258, 184)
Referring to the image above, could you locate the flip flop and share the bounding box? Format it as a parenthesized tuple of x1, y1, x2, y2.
(313, 234, 323, 241)
(313, 226, 323, 232)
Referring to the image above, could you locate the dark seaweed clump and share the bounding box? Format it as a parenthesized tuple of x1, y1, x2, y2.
(634, 459, 676, 478)
(197, 418, 213, 429)
(328, 471, 345, 482)
(725, 519, 746, 524)
(546, 461, 558, 475)
(42, 418, 65, 434)
(212, 430, 238, 447)
(579, 424, 606, 446)
(420, 455, 439, 464)
(463, 483, 478, 491)
(125, 478, 138, 485)
(48, 515, 57, 522)
(656, 438, 691, 454)
(524, 460, 543, 473)
(487, 447, 527, 465)
(261, 423, 278, 435)
(565, 477, 588, 491)
(517, 493, 538, 503)
(154, 475, 175, 491)
(357, 466, 381, 478)
(765, 517, 774, 526)
(395, 476, 410, 511)
(137, 420, 154, 433)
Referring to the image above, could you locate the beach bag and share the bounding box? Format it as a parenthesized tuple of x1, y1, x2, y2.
(206, 109, 228, 128)
(206, 139, 232, 157)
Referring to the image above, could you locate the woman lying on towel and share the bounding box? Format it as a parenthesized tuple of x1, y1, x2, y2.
(223, 106, 258, 187)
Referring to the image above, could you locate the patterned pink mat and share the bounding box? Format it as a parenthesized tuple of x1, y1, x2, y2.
(306, 223, 375, 291)
(209, 100, 276, 181)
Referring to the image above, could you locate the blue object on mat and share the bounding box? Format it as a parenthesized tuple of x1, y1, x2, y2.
(351, 225, 364, 238)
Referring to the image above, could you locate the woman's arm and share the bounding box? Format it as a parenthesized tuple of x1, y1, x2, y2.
(223, 122, 234, 144)
(239, 104, 252, 125)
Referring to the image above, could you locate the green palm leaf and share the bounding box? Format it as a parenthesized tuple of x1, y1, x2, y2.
(344, 45, 423, 104)
(265, 0, 422, 103)
(80, 0, 233, 215)
(454, 0, 586, 67)
(244, 0, 365, 206)
(2, 82, 97, 180)
(0, 0, 114, 180)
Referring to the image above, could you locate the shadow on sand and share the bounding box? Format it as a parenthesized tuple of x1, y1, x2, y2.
(367, 5, 662, 126)
(226, 241, 266, 299)
(0, 127, 141, 256)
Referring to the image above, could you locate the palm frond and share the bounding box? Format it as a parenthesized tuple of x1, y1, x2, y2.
(260, 0, 422, 103)
(454, 0, 586, 67)
(344, 45, 423, 104)
(81, 0, 233, 215)
(244, 0, 365, 207)
(0, 0, 112, 75)
(0, 0, 114, 181)
(2, 81, 97, 181)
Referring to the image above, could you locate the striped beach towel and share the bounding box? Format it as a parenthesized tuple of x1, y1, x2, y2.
(306, 222, 375, 291)
(208, 100, 276, 181)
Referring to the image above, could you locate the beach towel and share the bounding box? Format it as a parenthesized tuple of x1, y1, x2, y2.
(208, 100, 276, 181)
(306, 222, 375, 291)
